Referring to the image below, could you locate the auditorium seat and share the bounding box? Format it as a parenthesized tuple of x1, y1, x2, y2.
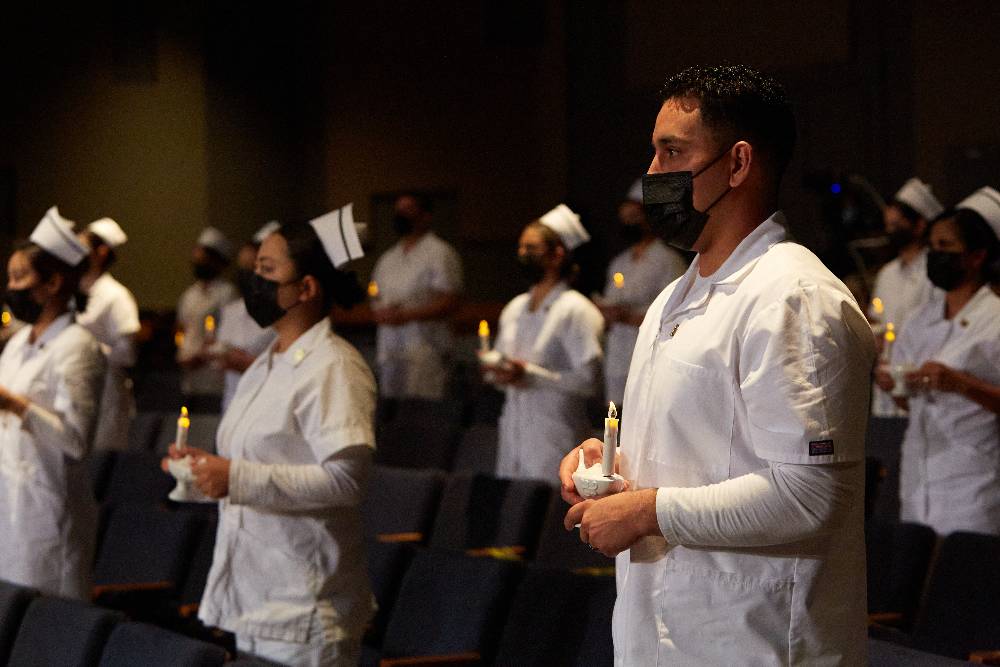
(102, 450, 175, 507)
(868, 638, 974, 666)
(534, 492, 615, 573)
(176, 511, 219, 619)
(8, 596, 123, 667)
(451, 424, 498, 474)
(866, 416, 908, 521)
(0, 580, 38, 665)
(866, 519, 937, 630)
(375, 399, 463, 470)
(365, 542, 417, 648)
(98, 621, 227, 667)
(427, 473, 551, 560)
(362, 466, 445, 545)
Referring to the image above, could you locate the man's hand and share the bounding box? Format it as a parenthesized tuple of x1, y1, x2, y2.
(490, 359, 526, 386)
(161, 444, 231, 499)
(563, 488, 660, 557)
(559, 438, 606, 505)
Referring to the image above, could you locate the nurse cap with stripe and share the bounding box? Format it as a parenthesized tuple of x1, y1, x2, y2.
(538, 204, 590, 250)
(955, 186, 1000, 240)
(308, 203, 365, 268)
(30, 207, 88, 266)
(87, 217, 128, 248)
(893, 178, 944, 221)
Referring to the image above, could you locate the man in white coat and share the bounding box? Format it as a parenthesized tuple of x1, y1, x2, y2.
(560, 65, 875, 665)
(77, 218, 141, 451)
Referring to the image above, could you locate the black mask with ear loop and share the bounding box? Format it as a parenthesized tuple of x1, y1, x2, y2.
(641, 146, 734, 251)
(244, 274, 302, 328)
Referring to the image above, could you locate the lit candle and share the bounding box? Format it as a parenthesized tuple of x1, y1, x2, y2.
(884, 323, 895, 362)
(871, 297, 884, 317)
(367, 280, 380, 299)
(1, 310, 10, 327)
(203, 315, 216, 343)
(602, 402, 618, 477)
(478, 320, 491, 354)
(174, 330, 185, 348)
(613, 272, 625, 290)
(175, 406, 190, 452)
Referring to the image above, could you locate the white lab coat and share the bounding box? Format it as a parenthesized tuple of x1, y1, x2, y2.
(199, 318, 376, 649)
(76, 272, 140, 451)
(616, 213, 874, 665)
(371, 232, 462, 400)
(602, 240, 686, 405)
(0, 314, 105, 598)
(869, 250, 938, 416)
(892, 285, 1000, 536)
(494, 282, 604, 482)
(216, 299, 276, 413)
(177, 279, 237, 398)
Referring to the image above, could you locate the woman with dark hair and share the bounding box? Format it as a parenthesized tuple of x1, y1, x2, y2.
(877, 186, 1000, 535)
(164, 209, 373, 666)
(0, 207, 106, 598)
(486, 204, 604, 481)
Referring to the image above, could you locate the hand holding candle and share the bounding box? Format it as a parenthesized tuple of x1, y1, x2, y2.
(571, 403, 626, 498)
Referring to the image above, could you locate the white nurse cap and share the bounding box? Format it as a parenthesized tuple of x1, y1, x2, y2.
(253, 220, 281, 244)
(626, 178, 644, 203)
(309, 203, 365, 268)
(197, 227, 233, 259)
(538, 204, 590, 250)
(956, 186, 1000, 240)
(87, 217, 128, 249)
(30, 207, 88, 266)
(893, 178, 943, 221)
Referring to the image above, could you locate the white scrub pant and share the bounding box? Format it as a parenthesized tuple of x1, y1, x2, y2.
(236, 634, 360, 667)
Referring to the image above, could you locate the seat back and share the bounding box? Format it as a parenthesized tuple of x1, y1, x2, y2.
(98, 621, 226, 667)
(534, 492, 614, 572)
(9, 596, 122, 667)
(103, 451, 175, 507)
(0, 580, 39, 665)
(865, 519, 937, 627)
(362, 466, 445, 543)
(177, 511, 219, 613)
(450, 424, 498, 474)
(866, 416, 908, 520)
(375, 399, 462, 470)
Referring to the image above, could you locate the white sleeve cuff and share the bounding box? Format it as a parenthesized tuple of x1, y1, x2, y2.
(655, 487, 683, 546)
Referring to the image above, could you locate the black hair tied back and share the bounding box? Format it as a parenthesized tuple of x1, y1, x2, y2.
(279, 222, 365, 311)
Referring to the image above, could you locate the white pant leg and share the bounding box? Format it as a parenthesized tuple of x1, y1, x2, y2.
(237, 634, 360, 667)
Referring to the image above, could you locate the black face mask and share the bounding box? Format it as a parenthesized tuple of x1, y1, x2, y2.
(244, 273, 296, 328)
(888, 227, 915, 252)
(620, 224, 644, 246)
(5, 287, 44, 324)
(641, 147, 733, 251)
(392, 215, 415, 236)
(517, 254, 546, 285)
(236, 269, 256, 302)
(193, 262, 219, 281)
(926, 250, 966, 291)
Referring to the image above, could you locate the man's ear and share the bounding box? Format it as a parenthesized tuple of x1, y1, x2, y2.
(729, 141, 753, 188)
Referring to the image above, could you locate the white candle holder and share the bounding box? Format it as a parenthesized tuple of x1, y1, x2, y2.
(572, 449, 626, 498)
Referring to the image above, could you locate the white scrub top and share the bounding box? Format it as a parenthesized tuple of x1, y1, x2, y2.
(199, 318, 376, 645)
(216, 298, 276, 413)
(892, 285, 1000, 536)
(76, 272, 140, 451)
(177, 279, 237, 397)
(869, 250, 938, 416)
(616, 213, 875, 665)
(371, 232, 462, 400)
(0, 313, 105, 598)
(602, 239, 686, 405)
(494, 282, 604, 482)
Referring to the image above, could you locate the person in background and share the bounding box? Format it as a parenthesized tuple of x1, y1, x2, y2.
(164, 208, 374, 666)
(0, 207, 105, 598)
(488, 204, 604, 482)
(878, 186, 1000, 536)
(77, 217, 140, 451)
(598, 180, 687, 407)
(176, 227, 237, 411)
(215, 222, 279, 413)
(869, 177, 944, 416)
(371, 194, 462, 402)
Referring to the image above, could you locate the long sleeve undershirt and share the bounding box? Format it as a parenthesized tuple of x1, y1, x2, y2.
(228, 444, 372, 512)
(655, 461, 861, 548)
(524, 356, 602, 397)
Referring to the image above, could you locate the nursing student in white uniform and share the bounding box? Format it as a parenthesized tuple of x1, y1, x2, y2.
(599, 180, 687, 406)
(176, 227, 237, 409)
(0, 207, 105, 598)
(214, 223, 279, 413)
(876, 187, 1000, 536)
(868, 178, 944, 416)
(163, 207, 374, 666)
(488, 204, 604, 482)
(371, 194, 462, 401)
(77, 218, 141, 451)
(560, 65, 875, 665)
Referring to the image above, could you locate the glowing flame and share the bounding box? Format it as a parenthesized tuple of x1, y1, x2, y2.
(178, 406, 190, 428)
(1, 311, 10, 327)
(204, 315, 215, 333)
(478, 320, 490, 338)
(885, 330, 896, 343)
(613, 272, 625, 289)
(607, 401, 618, 419)
(871, 297, 884, 315)
(367, 281, 380, 298)
(174, 331, 185, 348)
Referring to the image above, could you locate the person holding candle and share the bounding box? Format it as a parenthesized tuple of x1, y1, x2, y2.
(488, 204, 604, 482)
(0, 207, 106, 598)
(868, 177, 944, 416)
(875, 186, 1000, 536)
(176, 226, 237, 412)
(599, 180, 687, 406)
(163, 205, 374, 666)
(558, 66, 875, 664)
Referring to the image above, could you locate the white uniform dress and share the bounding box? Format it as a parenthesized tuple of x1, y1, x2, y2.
(603, 240, 686, 405)
(199, 318, 376, 665)
(177, 279, 237, 399)
(616, 213, 875, 665)
(494, 282, 604, 481)
(869, 250, 938, 416)
(0, 313, 105, 598)
(76, 272, 140, 451)
(891, 285, 1000, 535)
(216, 299, 277, 413)
(371, 232, 462, 400)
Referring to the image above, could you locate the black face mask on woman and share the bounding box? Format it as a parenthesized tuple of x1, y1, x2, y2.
(244, 273, 297, 328)
(517, 254, 546, 285)
(926, 250, 966, 291)
(641, 146, 734, 251)
(5, 287, 44, 324)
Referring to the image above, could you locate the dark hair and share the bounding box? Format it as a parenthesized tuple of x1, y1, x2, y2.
(933, 208, 1000, 282)
(201, 246, 229, 268)
(13, 241, 88, 311)
(398, 192, 434, 215)
(528, 221, 579, 281)
(892, 200, 923, 224)
(279, 222, 365, 310)
(85, 231, 118, 270)
(659, 64, 796, 182)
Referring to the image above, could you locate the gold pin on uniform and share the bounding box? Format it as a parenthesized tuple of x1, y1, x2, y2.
(670, 323, 680, 337)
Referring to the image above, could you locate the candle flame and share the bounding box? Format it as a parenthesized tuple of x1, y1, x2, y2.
(174, 331, 185, 348)
(884, 330, 896, 343)
(872, 297, 884, 315)
(204, 315, 215, 333)
(1, 311, 10, 327)
(178, 405, 190, 428)
(607, 401, 617, 419)
(478, 320, 490, 337)
(613, 272, 625, 289)
(367, 281, 380, 298)
(886, 321, 895, 332)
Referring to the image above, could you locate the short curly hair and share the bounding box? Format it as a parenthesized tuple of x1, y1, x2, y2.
(660, 64, 796, 181)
